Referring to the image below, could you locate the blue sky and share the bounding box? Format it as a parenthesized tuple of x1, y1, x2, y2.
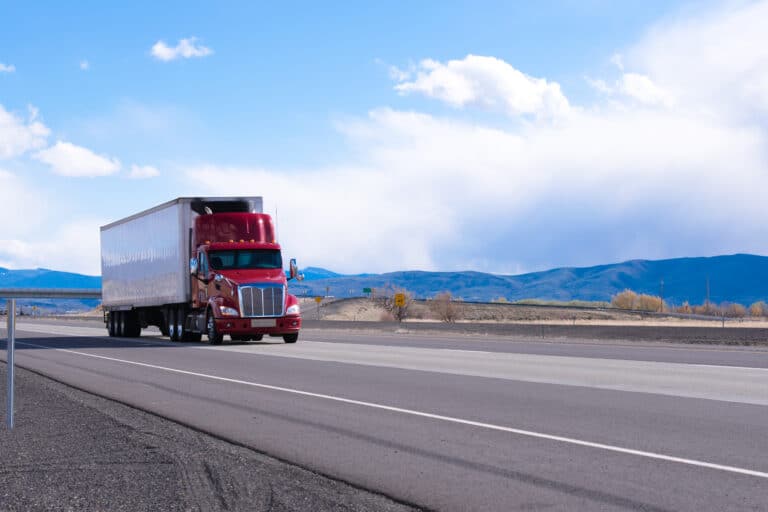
(2, 0, 766, 276)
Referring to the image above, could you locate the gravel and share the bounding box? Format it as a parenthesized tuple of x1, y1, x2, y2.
(0, 364, 419, 512)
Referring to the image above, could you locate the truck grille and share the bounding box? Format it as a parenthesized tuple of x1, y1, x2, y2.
(239, 285, 285, 317)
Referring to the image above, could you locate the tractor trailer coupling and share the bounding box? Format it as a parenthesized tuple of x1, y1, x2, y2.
(100, 197, 303, 344)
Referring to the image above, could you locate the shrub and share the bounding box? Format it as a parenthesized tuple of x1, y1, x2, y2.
(749, 301, 766, 317)
(611, 290, 637, 310)
(675, 301, 692, 314)
(429, 291, 462, 323)
(723, 302, 747, 318)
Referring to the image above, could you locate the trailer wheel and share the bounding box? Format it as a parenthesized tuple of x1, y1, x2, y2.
(116, 311, 126, 337)
(107, 313, 116, 337)
(283, 333, 299, 344)
(207, 311, 223, 345)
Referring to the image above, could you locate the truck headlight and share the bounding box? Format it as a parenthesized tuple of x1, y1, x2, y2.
(286, 304, 300, 315)
(219, 306, 239, 317)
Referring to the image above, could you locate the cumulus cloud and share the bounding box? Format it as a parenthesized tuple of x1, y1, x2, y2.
(185, 1, 768, 274)
(0, 219, 104, 275)
(392, 55, 570, 119)
(151, 37, 212, 61)
(34, 141, 120, 177)
(626, 0, 768, 116)
(0, 63, 15, 73)
(0, 170, 48, 237)
(0, 104, 50, 159)
(128, 164, 160, 179)
(185, 99, 768, 274)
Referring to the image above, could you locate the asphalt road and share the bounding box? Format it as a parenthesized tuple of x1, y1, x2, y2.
(2, 320, 768, 511)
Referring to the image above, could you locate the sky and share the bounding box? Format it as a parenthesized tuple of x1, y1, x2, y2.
(1, 0, 767, 276)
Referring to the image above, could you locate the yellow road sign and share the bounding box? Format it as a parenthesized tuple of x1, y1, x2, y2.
(394, 293, 406, 307)
(315, 296, 323, 304)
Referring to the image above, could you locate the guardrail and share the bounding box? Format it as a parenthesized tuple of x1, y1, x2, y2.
(1, 288, 102, 430)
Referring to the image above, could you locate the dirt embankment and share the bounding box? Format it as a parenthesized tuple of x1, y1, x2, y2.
(301, 297, 768, 328)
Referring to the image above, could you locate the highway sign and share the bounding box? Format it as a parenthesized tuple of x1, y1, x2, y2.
(394, 293, 406, 307)
(363, 287, 372, 294)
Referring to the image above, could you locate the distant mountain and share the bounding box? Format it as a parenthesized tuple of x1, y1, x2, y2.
(4, 254, 768, 312)
(289, 254, 768, 306)
(0, 267, 101, 312)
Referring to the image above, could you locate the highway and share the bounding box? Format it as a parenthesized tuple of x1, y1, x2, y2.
(2, 320, 768, 511)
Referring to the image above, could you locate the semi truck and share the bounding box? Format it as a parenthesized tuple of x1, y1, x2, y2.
(100, 197, 302, 344)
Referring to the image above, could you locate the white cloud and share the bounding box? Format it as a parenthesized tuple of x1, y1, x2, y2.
(626, 0, 768, 116)
(0, 63, 15, 73)
(185, 0, 768, 275)
(34, 141, 120, 177)
(393, 55, 570, 119)
(151, 37, 212, 61)
(617, 73, 675, 107)
(0, 169, 48, 237)
(0, 219, 104, 275)
(128, 164, 160, 179)
(0, 104, 50, 159)
(80, 60, 89, 70)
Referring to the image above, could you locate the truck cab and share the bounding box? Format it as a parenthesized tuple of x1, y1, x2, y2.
(189, 211, 301, 344)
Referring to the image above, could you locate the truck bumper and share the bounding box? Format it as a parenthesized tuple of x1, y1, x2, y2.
(215, 315, 301, 335)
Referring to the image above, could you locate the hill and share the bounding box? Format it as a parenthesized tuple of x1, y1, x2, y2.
(0, 267, 101, 313)
(3, 254, 768, 312)
(289, 254, 768, 306)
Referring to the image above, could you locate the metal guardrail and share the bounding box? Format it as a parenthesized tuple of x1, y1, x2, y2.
(1, 288, 102, 430)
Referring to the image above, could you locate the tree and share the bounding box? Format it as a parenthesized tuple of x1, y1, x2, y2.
(429, 291, 462, 323)
(611, 290, 637, 310)
(749, 301, 766, 317)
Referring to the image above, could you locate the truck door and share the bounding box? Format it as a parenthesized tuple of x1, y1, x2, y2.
(195, 250, 209, 306)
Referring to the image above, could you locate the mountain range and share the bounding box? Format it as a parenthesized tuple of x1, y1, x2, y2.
(2, 254, 767, 311)
(292, 254, 768, 306)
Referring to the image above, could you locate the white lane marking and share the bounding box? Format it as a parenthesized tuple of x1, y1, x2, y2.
(15, 340, 768, 481)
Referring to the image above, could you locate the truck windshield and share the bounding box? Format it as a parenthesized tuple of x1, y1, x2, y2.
(208, 250, 282, 270)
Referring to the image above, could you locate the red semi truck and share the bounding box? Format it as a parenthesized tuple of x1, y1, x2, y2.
(100, 197, 302, 343)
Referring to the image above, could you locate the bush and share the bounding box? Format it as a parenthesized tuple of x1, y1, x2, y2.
(749, 301, 766, 317)
(429, 291, 462, 323)
(723, 302, 747, 318)
(611, 290, 637, 310)
(675, 301, 692, 314)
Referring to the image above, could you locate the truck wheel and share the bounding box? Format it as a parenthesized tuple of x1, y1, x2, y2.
(168, 308, 180, 341)
(184, 331, 202, 342)
(174, 306, 186, 342)
(107, 313, 116, 337)
(252, 334, 263, 341)
(283, 333, 299, 344)
(207, 312, 223, 345)
(116, 311, 125, 337)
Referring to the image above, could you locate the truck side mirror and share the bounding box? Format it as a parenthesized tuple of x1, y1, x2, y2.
(189, 257, 199, 275)
(289, 258, 299, 281)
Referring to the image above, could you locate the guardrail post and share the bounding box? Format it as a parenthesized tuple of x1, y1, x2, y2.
(6, 298, 15, 430)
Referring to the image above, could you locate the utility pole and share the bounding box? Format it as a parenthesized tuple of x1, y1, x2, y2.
(706, 275, 711, 313)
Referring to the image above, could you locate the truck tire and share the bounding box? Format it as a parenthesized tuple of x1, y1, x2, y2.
(283, 333, 299, 344)
(207, 311, 223, 345)
(173, 306, 186, 342)
(116, 311, 125, 337)
(107, 313, 116, 337)
(168, 308, 179, 341)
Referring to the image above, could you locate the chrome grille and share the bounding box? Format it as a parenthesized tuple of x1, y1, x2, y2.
(239, 285, 285, 317)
